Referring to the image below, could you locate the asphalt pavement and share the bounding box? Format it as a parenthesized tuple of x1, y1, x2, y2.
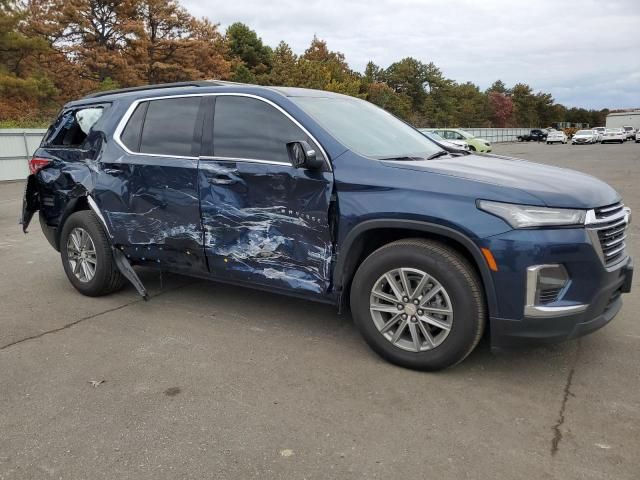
(1, 141, 639, 479)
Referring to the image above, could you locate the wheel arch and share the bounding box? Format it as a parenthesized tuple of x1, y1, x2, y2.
(333, 219, 498, 318)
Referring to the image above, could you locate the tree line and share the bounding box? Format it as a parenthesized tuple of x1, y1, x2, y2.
(1, 0, 609, 128)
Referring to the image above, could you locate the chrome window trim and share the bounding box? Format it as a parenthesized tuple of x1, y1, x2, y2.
(199, 155, 290, 167)
(113, 92, 331, 170)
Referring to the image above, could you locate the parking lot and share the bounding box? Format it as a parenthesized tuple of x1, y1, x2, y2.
(1, 141, 639, 479)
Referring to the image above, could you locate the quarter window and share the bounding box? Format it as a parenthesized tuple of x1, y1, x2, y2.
(213, 96, 314, 163)
(120, 102, 147, 152)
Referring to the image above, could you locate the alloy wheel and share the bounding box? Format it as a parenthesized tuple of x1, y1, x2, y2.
(369, 268, 453, 352)
(66, 227, 97, 283)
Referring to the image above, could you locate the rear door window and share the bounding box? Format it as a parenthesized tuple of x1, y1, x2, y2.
(137, 97, 202, 157)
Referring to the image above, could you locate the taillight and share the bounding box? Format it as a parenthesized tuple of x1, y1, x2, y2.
(29, 157, 51, 175)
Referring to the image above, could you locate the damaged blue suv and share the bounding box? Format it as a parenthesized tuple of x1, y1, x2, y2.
(21, 81, 633, 370)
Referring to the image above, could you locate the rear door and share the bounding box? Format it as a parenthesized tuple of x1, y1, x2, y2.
(198, 94, 334, 296)
(97, 96, 207, 273)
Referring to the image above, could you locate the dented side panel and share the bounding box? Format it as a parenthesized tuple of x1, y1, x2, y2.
(199, 160, 334, 295)
(95, 155, 206, 272)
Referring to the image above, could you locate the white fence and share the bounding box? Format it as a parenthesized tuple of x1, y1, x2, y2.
(0, 127, 538, 182)
(0, 129, 47, 181)
(460, 128, 538, 143)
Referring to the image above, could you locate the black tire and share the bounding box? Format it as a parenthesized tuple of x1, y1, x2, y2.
(350, 239, 486, 371)
(469, 145, 476, 151)
(60, 210, 125, 296)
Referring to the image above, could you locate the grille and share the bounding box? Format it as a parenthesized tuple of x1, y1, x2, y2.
(538, 287, 562, 304)
(595, 203, 624, 219)
(591, 202, 628, 267)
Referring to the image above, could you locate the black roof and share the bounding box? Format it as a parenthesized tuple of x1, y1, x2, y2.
(82, 80, 242, 99)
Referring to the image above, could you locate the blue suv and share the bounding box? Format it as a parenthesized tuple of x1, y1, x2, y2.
(21, 81, 633, 370)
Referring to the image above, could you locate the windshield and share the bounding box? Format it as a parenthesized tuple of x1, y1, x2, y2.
(291, 96, 442, 159)
(576, 130, 592, 135)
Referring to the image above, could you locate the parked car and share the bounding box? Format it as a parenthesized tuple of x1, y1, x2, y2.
(636, 130, 640, 143)
(427, 128, 492, 153)
(622, 126, 636, 141)
(517, 129, 548, 142)
(20, 81, 633, 371)
(546, 130, 568, 144)
(419, 129, 469, 151)
(602, 128, 626, 144)
(571, 129, 599, 145)
(593, 127, 606, 141)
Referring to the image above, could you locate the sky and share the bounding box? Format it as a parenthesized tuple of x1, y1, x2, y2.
(182, 0, 640, 110)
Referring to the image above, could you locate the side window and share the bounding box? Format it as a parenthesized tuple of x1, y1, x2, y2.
(45, 106, 106, 147)
(120, 102, 147, 152)
(213, 96, 315, 163)
(138, 97, 201, 157)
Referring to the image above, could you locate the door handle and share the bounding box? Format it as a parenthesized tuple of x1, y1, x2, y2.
(208, 174, 236, 185)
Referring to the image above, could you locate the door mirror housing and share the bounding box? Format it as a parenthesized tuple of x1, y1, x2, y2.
(287, 141, 324, 170)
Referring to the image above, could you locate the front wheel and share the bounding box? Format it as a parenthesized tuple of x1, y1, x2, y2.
(60, 210, 125, 296)
(350, 239, 486, 371)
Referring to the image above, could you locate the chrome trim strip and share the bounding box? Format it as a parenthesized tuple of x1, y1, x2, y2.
(605, 244, 626, 258)
(524, 304, 588, 318)
(584, 206, 627, 226)
(199, 155, 290, 166)
(603, 234, 626, 247)
(112, 92, 331, 171)
(87, 196, 111, 238)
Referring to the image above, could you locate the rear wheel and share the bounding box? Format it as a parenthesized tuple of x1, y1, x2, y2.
(60, 211, 124, 296)
(350, 239, 486, 371)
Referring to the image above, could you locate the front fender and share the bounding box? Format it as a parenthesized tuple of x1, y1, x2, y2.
(332, 219, 498, 318)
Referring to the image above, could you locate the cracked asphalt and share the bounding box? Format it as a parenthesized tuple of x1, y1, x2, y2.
(1, 141, 639, 479)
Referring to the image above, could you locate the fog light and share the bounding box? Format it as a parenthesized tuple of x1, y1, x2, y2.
(526, 264, 569, 306)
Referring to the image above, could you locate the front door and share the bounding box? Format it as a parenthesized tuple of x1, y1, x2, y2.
(198, 95, 334, 295)
(96, 96, 207, 273)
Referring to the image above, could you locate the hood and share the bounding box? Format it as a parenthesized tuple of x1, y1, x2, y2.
(383, 154, 619, 209)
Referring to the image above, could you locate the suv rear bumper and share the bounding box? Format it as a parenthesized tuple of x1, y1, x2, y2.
(490, 256, 633, 347)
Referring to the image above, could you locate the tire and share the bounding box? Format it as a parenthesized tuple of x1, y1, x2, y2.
(350, 239, 486, 371)
(60, 210, 125, 296)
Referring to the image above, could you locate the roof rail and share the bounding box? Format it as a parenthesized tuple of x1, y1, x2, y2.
(82, 80, 235, 99)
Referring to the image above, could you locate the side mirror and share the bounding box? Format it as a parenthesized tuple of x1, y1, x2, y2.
(287, 140, 324, 170)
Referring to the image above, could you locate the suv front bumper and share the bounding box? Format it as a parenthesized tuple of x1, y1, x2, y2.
(491, 256, 632, 347)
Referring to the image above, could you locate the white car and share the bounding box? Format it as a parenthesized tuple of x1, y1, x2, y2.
(418, 129, 469, 150)
(571, 129, 599, 145)
(623, 126, 636, 140)
(601, 128, 626, 144)
(419, 129, 470, 151)
(593, 127, 606, 142)
(546, 130, 567, 144)
(635, 131, 640, 143)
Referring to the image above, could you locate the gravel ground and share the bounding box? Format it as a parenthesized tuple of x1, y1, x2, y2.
(1, 141, 639, 479)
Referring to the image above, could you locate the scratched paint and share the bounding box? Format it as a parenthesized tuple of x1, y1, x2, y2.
(199, 160, 334, 294)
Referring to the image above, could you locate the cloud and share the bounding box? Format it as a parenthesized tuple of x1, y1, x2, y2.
(182, 0, 640, 109)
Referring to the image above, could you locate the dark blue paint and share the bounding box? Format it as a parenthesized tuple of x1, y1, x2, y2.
(23, 83, 630, 348)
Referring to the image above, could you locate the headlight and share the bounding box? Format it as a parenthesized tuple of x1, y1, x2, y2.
(477, 200, 586, 228)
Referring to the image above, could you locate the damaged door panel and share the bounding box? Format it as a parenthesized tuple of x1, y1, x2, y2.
(199, 161, 334, 294)
(96, 96, 207, 273)
(199, 94, 334, 295)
